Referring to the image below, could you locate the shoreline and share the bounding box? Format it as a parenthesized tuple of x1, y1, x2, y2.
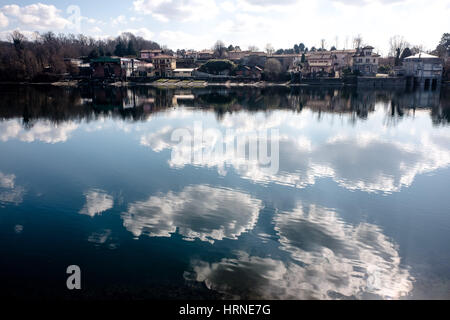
(1, 79, 448, 89)
(0, 79, 347, 88)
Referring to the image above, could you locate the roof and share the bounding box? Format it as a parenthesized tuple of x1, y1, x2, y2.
(306, 53, 335, 59)
(151, 55, 176, 59)
(91, 57, 121, 63)
(363, 46, 374, 50)
(173, 68, 195, 72)
(271, 54, 301, 58)
(405, 52, 440, 59)
(352, 52, 380, 58)
(141, 49, 162, 53)
(331, 49, 357, 54)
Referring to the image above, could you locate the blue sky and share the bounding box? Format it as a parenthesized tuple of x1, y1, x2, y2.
(0, 0, 449, 55)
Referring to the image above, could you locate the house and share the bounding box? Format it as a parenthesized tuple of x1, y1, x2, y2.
(235, 65, 263, 79)
(151, 55, 177, 77)
(403, 52, 443, 88)
(91, 57, 123, 79)
(91, 57, 145, 79)
(198, 50, 214, 61)
(241, 53, 268, 68)
(64, 58, 83, 67)
(352, 46, 380, 76)
(137, 62, 155, 77)
(330, 49, 356, 71)
(140, 49, 163, 60)
(64, 58, 91, 77)
(271, 54, 302, 72)
(305, 52, 337, 75)
(121, 58, 144, 78)
(227, 50, 265, 62)
(184, 50, 199, 59)
(172, 68, 195, 78)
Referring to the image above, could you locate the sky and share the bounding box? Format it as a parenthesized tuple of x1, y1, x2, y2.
(0, 0, 449, 56)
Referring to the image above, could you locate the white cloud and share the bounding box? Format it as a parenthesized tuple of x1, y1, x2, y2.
(157, 30, 213, 50)
(81, 16, 104, 25)
(0, 119, 79, 144)
(140, 126, 173, 151)
(121, 27, 154, 40)
(91, 26, 103, 35)
(0, 172, 25, 206)
(272, 202, 414, 299)
(112, 15, 127, 26)
(331, 0, 405, 6)
(87, 229, 119, 249)
(88, 229, 111, 244)
(122, 185, 262, 243)
(0, 172, 15, 189)
(0, 11, 8, 28)
(233, 0, 299, 12)
(79, 189, 114, 217)
(14, 225, 24, 234)
(130, 16, 143, 22)
(1, 3, 70, 30)
(137, 102, 450, 194)
(186, 202, 414, 299)
(0, 29, 39, 41)
(133, 0, 219, 22)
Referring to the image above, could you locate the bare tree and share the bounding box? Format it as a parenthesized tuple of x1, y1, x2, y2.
(389, 35, 410, 57)
(265, 43, 275, 55)
(353, 34, 363, 49)
(0, 31, 161, 82)
(9, 31, 26, 48)
(248, 45, 259, 52)
(411, 45, 423, 55)
(213, 40, 227, 58)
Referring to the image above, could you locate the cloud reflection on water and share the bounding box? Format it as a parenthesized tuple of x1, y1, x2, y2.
(0, 119, 79, 144)
(139, 107, 450, 193)
(79, 189, 114, 217)
(185, 202, 414, 300)
(122, 185, 262, 243)
(0, 171, 25, 205)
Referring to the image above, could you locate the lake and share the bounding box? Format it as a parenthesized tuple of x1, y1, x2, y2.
(0, 85, 449, 300)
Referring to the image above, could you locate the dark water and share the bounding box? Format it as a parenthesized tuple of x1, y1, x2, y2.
(0, 85, 449, 300)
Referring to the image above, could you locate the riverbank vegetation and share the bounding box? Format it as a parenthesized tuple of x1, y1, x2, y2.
(0, 31, 160, 82)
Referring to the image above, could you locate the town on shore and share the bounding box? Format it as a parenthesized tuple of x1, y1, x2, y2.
(0, 31, 449, 89)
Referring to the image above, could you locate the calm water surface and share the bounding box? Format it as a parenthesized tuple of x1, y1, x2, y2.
(0, 85, 449, 300)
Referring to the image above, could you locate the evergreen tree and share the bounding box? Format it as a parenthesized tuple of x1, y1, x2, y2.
(299, 43, 305, 52)
(127, 41, 136, 56)
(400, 47, 412, 61)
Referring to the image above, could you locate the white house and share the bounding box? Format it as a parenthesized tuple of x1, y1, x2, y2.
(352, 46, 380, 76)
(172, 68, 195, 78)
(403, 52, 443, 88)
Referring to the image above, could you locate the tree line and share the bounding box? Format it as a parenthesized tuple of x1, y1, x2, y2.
(0, 31, 161, 82)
